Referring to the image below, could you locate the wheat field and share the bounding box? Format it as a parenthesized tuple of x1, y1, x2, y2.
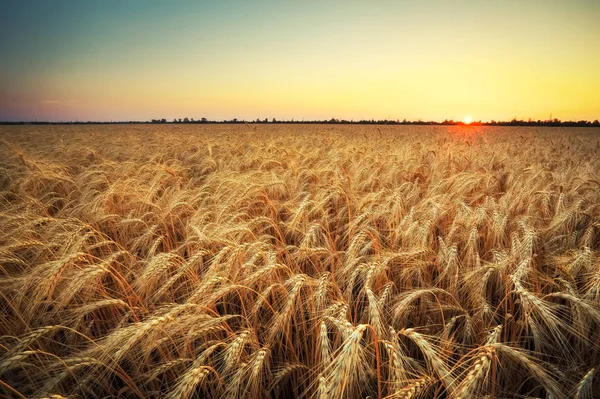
(0, 124, 599, 398)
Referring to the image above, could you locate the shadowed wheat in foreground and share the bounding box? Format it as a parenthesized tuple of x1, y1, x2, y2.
(0, 124, 599, 398)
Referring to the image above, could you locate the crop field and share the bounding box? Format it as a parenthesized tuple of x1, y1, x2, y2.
(0, 124, 599, 398)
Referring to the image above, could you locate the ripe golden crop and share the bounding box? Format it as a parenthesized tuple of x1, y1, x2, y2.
(0, 124, 599, 398)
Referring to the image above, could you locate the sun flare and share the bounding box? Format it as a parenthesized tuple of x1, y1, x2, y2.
(464, 115, 472, 124)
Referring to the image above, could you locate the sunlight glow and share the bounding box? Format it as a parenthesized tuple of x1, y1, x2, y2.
(464, 115, 472, 124)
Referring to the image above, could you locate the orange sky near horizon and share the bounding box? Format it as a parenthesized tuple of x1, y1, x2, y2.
(1, 1, 599, 122)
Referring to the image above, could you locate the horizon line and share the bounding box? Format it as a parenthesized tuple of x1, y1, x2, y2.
(1, 117, 600, 127)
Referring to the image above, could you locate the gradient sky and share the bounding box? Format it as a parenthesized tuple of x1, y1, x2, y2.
(1, 0, 599, 122)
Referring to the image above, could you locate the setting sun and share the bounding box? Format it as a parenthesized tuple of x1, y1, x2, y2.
(464, 115, 472, 124)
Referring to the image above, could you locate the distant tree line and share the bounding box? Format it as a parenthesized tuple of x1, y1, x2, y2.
(147, 117, 600, 127)
(2, 118, 599, 127)
(475, 118, 600, 127)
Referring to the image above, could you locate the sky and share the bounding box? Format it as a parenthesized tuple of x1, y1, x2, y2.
(1, 0, 599, 122)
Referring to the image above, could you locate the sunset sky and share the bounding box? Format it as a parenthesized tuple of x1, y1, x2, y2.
(1, 1, 599, 122)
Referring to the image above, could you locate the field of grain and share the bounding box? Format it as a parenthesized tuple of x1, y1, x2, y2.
(0, 124, 599, 398)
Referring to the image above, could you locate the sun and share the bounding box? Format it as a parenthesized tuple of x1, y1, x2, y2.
(464, 115, 472, 124)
